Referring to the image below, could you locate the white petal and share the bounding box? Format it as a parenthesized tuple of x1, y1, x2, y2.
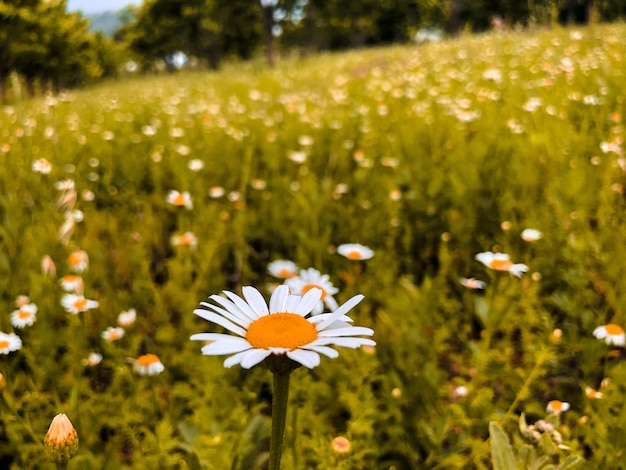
(269, 285, 289, 313)
(242, 286, 269, 317)
(223, 290, 260, 320)
(287, 349, 320, 368)
(312, 337, 376, 348)
(318, 326, 374, 337)
(199, 302, 251, 328)
(190, 332, 240, 341)
(201, 338, 251, 355)
(303, 345, 339, 358)
(284, 294, 300, 313)
(316, 294, 364, 331)
(324, 296, 339, 312)
(208, 295, 255, 324)
(223, 350, 250, 368)
(293, 288, 322, 316)
(193, 309, 247, 337)
(309, 314, 353, 324)
(240, 348, 273, 369)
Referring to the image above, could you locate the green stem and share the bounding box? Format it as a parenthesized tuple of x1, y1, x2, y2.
(269, 370, 291, 470)
(56, 460, 68, 470)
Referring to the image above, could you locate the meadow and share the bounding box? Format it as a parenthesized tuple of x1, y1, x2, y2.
(1, 22, 626, 469)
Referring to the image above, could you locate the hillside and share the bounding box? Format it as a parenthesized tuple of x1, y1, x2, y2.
(85, 10, 124, 36)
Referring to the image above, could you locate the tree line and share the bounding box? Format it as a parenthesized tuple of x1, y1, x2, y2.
(1, 0, 626, 99)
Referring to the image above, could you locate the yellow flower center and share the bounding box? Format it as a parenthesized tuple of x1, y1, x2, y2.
(246, 313, 318, 350)
(606, 324, 624, 336)
(0, 341, 9, 350)
(173, 193, 186, 205)
(18, 310, 31, 319)
(549, 400, 563, 411)
(74, 299, 87, 310)
(346, 251, 363, 260)
(302, 284, 327, 300)
(489, 259, 512, 270)
(137, 354, 159, 366)
(277, 268, 296, 278)
(68, 253, 83, 266)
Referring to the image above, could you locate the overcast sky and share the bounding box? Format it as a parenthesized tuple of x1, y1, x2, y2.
(66, 0, 143, 15)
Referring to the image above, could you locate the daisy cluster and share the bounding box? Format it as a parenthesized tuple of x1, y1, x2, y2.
(191, 244, 375, 370)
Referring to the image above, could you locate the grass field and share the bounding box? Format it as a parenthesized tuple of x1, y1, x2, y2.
(2, 22, 626, 469)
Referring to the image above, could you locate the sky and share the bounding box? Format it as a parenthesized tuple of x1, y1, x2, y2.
(66, 0, 143, 15)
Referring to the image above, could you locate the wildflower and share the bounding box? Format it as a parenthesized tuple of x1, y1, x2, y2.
(32, 158, 52, 174)
(267, 260, 298, 279)
(44, 413, 78, 464)
(67, 250, 88, 273)
(166, 190, 193, 209)
(133, 354, 165, 376)
(546, 400, 570, 415)
(60, 275, 83, 293)
(188, 159, 204, 171)
(593, 324, 625, 346)
(101, 327, 125, 342)
(190, 285, 375, 369)
(10, 303, 37, 328)
(336, 243, 375, 261)
(475, 251, 528, 278)
(171, 232, 198, 247)
(83, 352, 102, 366)
(209, 186, 225, 198)
(117, 308, 137, 327)
(550, 328, 563, 343)
(61, 294, 99, 314)
(585, 387, 603, 399)
(0, 332, 21, 354)
(15, 295, 30, 308)
(521, 228, 543, 242)
(331, 436, 351, 454)
(41, 255, 56, 278)
(285, 268, 339, 314)
(460, 277, 486, 290)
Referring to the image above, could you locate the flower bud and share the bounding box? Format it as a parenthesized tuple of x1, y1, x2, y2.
(44, 413, 78, 464)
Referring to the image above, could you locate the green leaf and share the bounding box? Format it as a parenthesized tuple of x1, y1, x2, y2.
(490, 421, 517, 470)
(556, 455, 583, 469)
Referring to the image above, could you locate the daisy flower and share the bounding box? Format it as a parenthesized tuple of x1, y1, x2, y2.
(32, 158, 52, 174)
(60, 275, 83, 293)
(171, 232, 198, 247)
(117, 308, 137, 327)
(331, 436, 351, 454)
(101, 327, 125, 342)
(10, 303, 37, 328)
(83, 352, 103, 367)
(67, 250, 88, 273)
(190, 285, 375, 369)
(133, 354, 165, 376)
(61, 294, 99, 314)
(475, 252, 528, 278)
(546, 400, 570, 415)
(285, 268, 339, 314)
(41, 255, 56, 278)
(460, 277, 486, 290)
(585, 387, 603, 399)
(267, 260, 298, 279)
(593, 324, 625, 346)
(15, 295, 31, 308)
(166, 190, 193, 209)
(521, 228, 543, 242)
(0, 332, 22, 354)
(336, 243, 375, 260)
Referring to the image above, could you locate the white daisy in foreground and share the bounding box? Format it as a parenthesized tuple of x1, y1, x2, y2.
(133, 354, 165, 376)
(0, 332, 22, 354)
(593, 323, 625, 346)
(191, 285, 375, 369)
(337, 243, 375, 260)
(286, 268, 339, 314)
(475, 251, 528, 278)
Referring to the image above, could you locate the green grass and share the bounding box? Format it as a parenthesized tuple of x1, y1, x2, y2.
(2, 23, 626, 469)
